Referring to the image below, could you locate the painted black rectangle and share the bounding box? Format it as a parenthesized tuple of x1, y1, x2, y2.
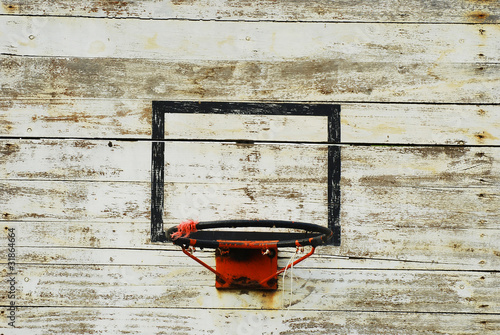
(151, 101, 341, 246)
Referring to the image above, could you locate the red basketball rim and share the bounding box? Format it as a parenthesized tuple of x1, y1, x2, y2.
(166, 219, 333, 249)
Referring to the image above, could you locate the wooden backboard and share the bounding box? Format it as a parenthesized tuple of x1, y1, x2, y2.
(150, 101, 341, 245)
(1, 1, 499, 333)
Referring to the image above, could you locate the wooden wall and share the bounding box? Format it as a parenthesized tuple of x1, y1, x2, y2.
(1, 1, 499, 334)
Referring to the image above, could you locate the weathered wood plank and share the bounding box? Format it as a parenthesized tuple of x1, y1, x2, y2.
(0, 139, 329, 223)
(163, 182, 327, 224)
(1, 47, 497, 104)
(0, 264, 497, 313)
(3, 17, 498, 62)
(1, 0, 499, 23)
(165, 113, 328, 142)
(1, 56, 496, 104)
(0, 139, 151, 181)
(164, 103, 500, 145)
(342, 103, 500, 146)
(342, 145, 500, 231)
(160, 142, 329, 223)
(0, 2, 498, 334)
(2, 100, 499, 146)
(0, 180, 151, 222)
(2, 140, 499, 184)
(0, 179, 327, 223)
(1, 220, 499, 270)
(1, 308, 498, 335)
(1, 142, 498, 228)
(0, 17, 500, 103)
(0, 99, 152, 138)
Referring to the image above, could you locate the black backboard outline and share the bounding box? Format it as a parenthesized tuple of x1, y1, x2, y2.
(151, 101, 341, 246)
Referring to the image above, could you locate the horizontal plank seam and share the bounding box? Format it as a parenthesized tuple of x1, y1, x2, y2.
(0, 220, 151, 223)
(3, 246, 180, 252)
(5, 243, 500, 251)
(1, 98, 500, 107)
(0, 259, 472, 269)
(5, 245, 500, 255)
(4, 259, 495, 269)
(0, 178, 152, 183)
(0, 222, 152, 225)
(6, 262, 499, 273)
(1, 136, 500, 148)
(1, 180, 495, 188)
(0, 305, 499, 315)
(1, 13, 499, 25)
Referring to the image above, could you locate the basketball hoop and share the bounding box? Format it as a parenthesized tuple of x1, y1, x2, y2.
(166, 220, 333, 290)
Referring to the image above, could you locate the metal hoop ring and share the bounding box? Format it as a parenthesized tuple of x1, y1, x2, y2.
(166, 219, 333, 249)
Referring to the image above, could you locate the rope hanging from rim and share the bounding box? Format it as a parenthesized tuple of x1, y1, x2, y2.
(170, 219, 199, 239)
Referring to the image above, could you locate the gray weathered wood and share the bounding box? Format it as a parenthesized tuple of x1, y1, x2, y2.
(2, 100, 499, 145)
(1, 308, 498, 335)
(1, 15, 498, 105)
(1, 140, 498, 273)
(1, 141, 498, 225)
(1, 263, 498, 313)
(1, 0, 499, 23)
(0, 99, 152, 139)
(2, 140, 500, 183)
(1, 2, 499, 333)
(342, 103, 500, 146)
(2, 56, 496, 104)
(1, 222, 499, 271)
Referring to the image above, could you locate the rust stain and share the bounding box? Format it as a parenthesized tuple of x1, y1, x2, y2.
(477, 109, 487, 116)
(261, 290, 279, 310)
(467, 11, 491, 22)
(1, 3, 19, 13)
(474, 131, 498, 143)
